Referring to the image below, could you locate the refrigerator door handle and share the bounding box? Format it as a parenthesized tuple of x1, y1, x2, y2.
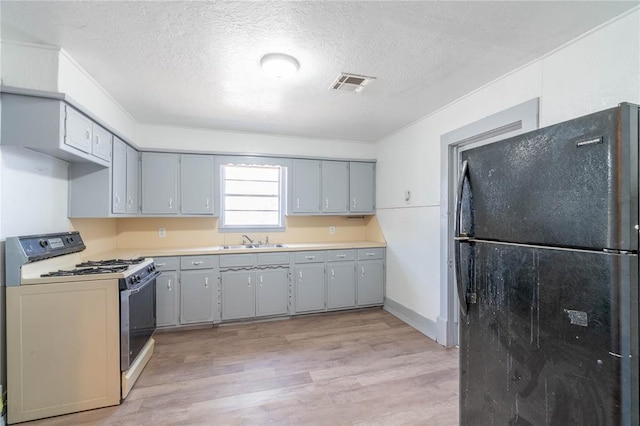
(454, 160, 470, 316)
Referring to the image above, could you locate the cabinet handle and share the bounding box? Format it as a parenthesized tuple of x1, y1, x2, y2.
(352, 198, 357, 208)
(325, 198, 329, 208)
(248, 276, 252, 286)
(167, 279, 172, 290)
(331, 269, 335, 279)
(157, 262, 166, 267)
(85, 128, 91, 141)
(127, 196, 132, 207)
(337, 254, 346, 258)
(114, 194, 120, 206)
(366, 252, 376, 257)
(361, 267, 365, 276)
(296, 198, 300, 209)
(305, 255, 315, 260)
(260, 275, 263, 286)
(206, 198, 210, 209)
(205, 277, 209, 288)
(169, 198, 173, 209)
(299, 271, 303, 280)
(95, 134, 100, 145)
(192, 261, 203, 265)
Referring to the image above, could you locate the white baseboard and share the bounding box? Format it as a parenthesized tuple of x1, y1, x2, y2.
(383, 297, 439, 343)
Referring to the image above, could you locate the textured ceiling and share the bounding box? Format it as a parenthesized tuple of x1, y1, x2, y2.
(2, 1, 637, 142)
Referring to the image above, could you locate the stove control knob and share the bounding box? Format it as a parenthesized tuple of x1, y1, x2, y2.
(134, 274, 141, 283)
(39, 239, 48, 248)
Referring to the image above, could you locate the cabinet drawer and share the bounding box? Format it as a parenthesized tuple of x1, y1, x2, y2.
(181, 255, 218, 270)
(258, 252, 290, 265)
(154, 257, 179, 271)
(327, 250, 355, 262)
(357, 248, 385, 260)
(220, 254, 255, 268)
(294, 251, 325, 264)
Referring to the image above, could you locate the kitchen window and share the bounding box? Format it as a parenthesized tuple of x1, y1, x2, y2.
(220, 163, 286, 231)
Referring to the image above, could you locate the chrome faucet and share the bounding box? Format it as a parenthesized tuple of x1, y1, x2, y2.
(242, 234, 254, 245)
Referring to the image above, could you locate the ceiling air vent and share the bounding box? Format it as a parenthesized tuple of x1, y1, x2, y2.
(330, 73, 376, 94)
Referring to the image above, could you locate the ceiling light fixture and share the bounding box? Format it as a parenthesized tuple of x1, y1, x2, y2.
(260, 53, 300, 79)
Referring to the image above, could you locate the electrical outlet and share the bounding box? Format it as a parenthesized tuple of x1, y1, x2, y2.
(158, 228, 166, 238)
(329, 226, 336, 234)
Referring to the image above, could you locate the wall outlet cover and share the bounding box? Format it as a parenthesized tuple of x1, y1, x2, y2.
(329, 226, 336, 234)
(158, 228, 166, 238)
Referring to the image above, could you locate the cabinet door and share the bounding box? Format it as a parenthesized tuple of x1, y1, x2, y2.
(349, 162, 375, 213)
(64, 105, 93, 154)
(111, 138, 127, 214)
(322, 161, 348, 213)
(156, 272, 179, 327)
(291, 159, 321, 213)
(180, 270, 214, 324)
(294, 264, 325, 313)
(221, 271, 255, 320)
(125, 146, 139, 214)
(181, 154, 214, 215)
(141, 153, 179, 214)
(256, 269, 288, 317)
(327, 262, 355, 309)
(357, 261, 384, 306)
(92, 124, 112, 162)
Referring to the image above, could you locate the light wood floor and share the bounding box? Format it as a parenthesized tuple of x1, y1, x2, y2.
(23, 308, 459, 425)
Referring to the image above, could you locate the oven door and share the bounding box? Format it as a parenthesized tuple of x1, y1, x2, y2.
(120, 272, 159, 371)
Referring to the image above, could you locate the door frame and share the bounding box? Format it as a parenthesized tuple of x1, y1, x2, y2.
(437, 98, 539, 347)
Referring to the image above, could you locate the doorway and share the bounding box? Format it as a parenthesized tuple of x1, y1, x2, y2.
(437, 98, 539, 346)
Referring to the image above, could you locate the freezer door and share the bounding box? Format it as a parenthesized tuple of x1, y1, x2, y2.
(460, 241, 638, 425)
(460, 103, 638, 251)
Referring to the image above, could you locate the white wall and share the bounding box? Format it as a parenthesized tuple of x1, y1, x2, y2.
(376, 9, 640, 340)
(137, 124, 376, 159)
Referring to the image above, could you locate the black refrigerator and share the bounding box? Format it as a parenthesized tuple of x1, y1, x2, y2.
(455, 103, 639, 425)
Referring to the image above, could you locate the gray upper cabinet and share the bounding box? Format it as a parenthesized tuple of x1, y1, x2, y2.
(181, 154, 215, 215)
(64, 106, 93, 154)
(1, 93, 111, 167)
(349, 162, 375, 214)
(291, 159, 321, 214)
(68, 137, 138, 217)
(141, 152, 179, 215)
(125, 145, 139, 214)
(111, 138, 127, 214)
(91, 124, 112, 162)
(321, 161, 348, 214)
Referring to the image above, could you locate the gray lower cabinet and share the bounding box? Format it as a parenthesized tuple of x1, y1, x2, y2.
(141, 152, 179, 214)
(256, 269, 289, 317)
(356, 248, 385, 306)
(180, 270, 216, 324)
(156, 271, 179, 327)
(221, 268, 289, 320)
(221, 271, 255, 320)
(327, 262, 356, 310)
(294, 264, 325, 313)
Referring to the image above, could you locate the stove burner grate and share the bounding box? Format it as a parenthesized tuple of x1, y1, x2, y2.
(40, 265, 129, 277)
(76, 257, 146, 267)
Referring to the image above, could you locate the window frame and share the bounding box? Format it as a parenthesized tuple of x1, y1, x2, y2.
(217, 156, 290, 233)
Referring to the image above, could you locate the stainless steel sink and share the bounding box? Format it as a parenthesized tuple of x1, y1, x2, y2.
(220, 243, 285, 250)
